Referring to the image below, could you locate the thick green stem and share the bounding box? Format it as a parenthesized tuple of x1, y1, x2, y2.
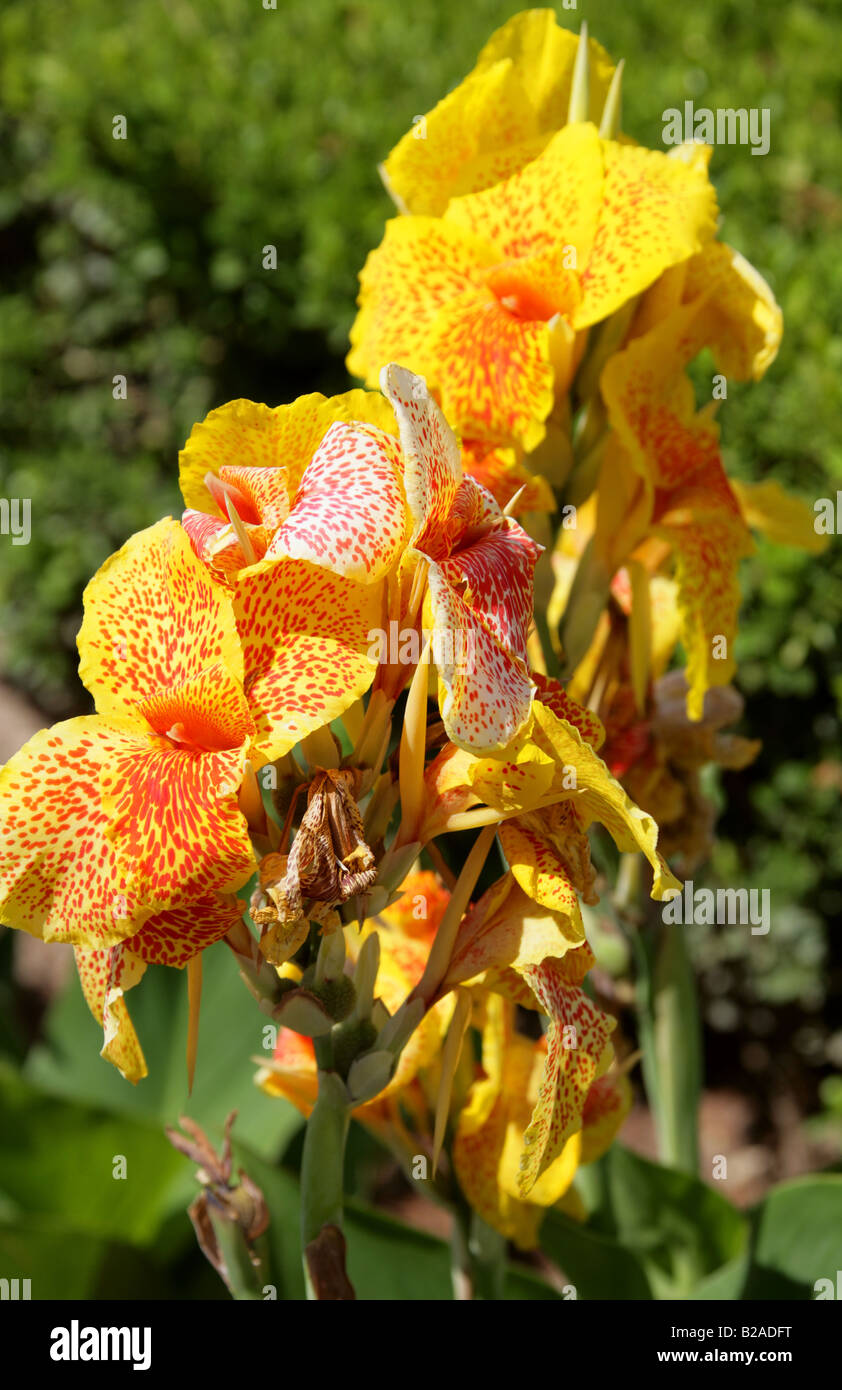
(300, 1069, 351, 1298)
(627, 863, 701, 1175)
(210, 1210, 264, 1301)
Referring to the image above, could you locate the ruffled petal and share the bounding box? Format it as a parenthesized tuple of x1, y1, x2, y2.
(75, 943, 148, 1083)
(266, 421, 408, 582)
(235, 558, 382, 760)
(0, 716, 155, 946)
(78, 518, 244, 717)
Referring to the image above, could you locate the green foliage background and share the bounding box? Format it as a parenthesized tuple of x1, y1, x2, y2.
(0, 0, 840, 1299)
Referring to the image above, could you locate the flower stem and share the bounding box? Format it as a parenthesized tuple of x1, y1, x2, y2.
(300, 1068, 352, 1299)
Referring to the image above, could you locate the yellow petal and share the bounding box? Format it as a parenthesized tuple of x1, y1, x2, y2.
(75, 943, 148, 1083)
(731, 478, 829, 554)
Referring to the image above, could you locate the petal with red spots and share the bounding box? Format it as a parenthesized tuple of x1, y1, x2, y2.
(266, 422, 408, 582)
(78, 518, 244, 717)
(380, 363, 464, 561)
(75, 942, 148, 1083)
(517, 951, 616, 1195)
(235, 558, 383, 760)
(0, 716, 158, 947)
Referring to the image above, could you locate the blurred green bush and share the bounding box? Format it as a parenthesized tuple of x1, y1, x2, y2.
(0, 0, 839, 1026)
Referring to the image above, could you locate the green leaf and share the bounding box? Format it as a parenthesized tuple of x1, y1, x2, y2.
(742, 1175, 842, 1300)
(24, 939, 302, 1161)
(601, 1145, 748, 1297)
(542, 1208, 653, 1300)
(0, 1063, 191, 1247)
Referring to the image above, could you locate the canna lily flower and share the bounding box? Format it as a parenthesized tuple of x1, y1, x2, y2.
(453, 994, 631, 1248)
(180, 368, 542, 754)
(349, 122, 717, 454)
(594, 248, 787, 718)
(179, 389, 407, 587)
(0, 519, 261, 1079)
(379, 10, 618, 218)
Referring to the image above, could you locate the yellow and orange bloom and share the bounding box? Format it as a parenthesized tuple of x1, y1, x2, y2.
(379, 10, 619, 219)
(350, 125, 716, 454)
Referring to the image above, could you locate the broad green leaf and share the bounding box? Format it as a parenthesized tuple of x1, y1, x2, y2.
(742, 1175, 842, 1300)
(0, 1064, 191, 1247)
(24, 938, 301, 1161)
(541, 1209, 653, 1300)
(603, 1145, 748, 1297)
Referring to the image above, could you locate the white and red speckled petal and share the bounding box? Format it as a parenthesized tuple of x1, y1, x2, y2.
(0, 716, 159, 947)
(234, 558, 383, 760)
(437, 518, 540, 666)
(517, 950, 616, 1195)
(266, 422, 408, 582)
(78, 518, 244, 716)
(75, 942, 148, 1083)
(427, 560, 535, 752)
(380, 364, 463, 561)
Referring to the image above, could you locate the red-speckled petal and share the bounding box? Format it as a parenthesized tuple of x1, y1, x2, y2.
(182, 509, 258, 580)
(266, 422, 408, 582)
(100, 727, 256, 909)
(425, 291, 556, 452)
(218, 465, 291, 529)
(78, 518, 244, 716)
(517, 950, 615, 1194)
(347, 220, 499, 390)
(438, 518, 540, 664)
(235, 559, 383, 760)
(0, 716, 158, 946)
(461, 440, 555, 514)
(380, 363, 464, 560)
(446, 122, 604, 262)
(75, 943, 148, 1083)
(129, 894, 246, 967)
(532, 673, 605, 749)
(180, 392, 398, 513)
(577, 139, 717, 328)
(427, 558, 535, 751)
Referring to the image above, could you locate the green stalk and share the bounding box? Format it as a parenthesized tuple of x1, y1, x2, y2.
(628, 868, 701, 1174)
(210, 1211, 264, 1301)
(300, 1068, 351, 1298)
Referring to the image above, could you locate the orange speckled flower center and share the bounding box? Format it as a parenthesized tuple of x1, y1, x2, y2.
(485, 253, 582, 324)
(138, 668, 255, 754)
